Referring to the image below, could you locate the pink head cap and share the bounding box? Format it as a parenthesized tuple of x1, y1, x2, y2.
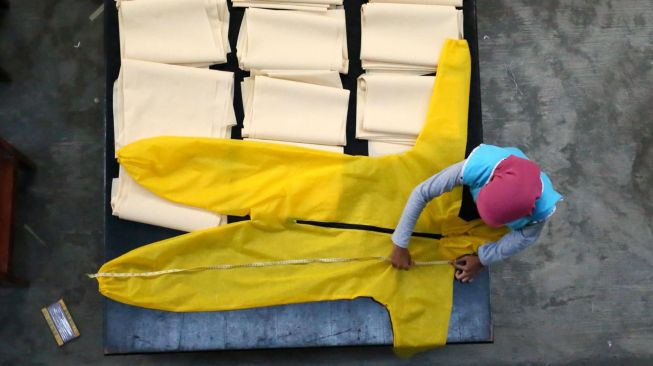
(477, 155, 543, 228)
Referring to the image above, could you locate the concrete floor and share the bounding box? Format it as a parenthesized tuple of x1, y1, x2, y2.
(0, 0, 651, 364)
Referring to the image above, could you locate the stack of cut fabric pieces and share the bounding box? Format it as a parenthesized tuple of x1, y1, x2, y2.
(113, 60, 235, 151)
(237, 8, 348, 73)
(112, 0, 236, 232)
(361, 1, 463, 73)
(232, 0, 342, 12)
(357, 74, 434, 156)
(118, 0, 231, 67)
(358, 0, 463, 156)
(241, 70, 348, 152)
(237, 7, 350, 152)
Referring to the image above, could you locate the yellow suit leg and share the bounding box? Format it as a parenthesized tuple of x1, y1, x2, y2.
(96, 219, 500, 355)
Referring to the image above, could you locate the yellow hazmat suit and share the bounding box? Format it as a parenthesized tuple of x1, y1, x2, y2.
(94, 39, 505, 356)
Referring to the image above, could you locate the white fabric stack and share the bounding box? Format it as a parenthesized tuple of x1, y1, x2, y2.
(118, 0, 231, 67)
(358, 1, 463, 156)
(236, 7, 350, 150)
(237, 8, 348, 73)
(232, 0, 342, 12)
(241, 70, 349, 148)
(356, 74, 434, 145)
(361, 2, 463, 72)
(113, 59, 235, 151)
(112, 59, 235, 231)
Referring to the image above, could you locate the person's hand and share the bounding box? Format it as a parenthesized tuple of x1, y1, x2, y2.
(452, 254, 483, 283)
(390, 245, 413, 270)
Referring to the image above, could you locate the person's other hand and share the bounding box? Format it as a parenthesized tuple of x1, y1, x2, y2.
(390, 245, 413, 270)
(452, 254, 483, 283)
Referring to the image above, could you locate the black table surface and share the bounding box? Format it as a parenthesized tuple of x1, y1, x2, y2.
(103, 0, 490, 354)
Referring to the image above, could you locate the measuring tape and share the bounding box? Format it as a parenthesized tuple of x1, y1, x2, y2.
(88, 256, 452, 278)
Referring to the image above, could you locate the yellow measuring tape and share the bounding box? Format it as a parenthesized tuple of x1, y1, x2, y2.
(87, 256, 452, 278)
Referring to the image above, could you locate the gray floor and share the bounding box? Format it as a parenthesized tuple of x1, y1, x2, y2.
(0, 0, 651, 365)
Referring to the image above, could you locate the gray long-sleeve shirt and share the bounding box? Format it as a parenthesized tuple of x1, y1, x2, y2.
(391, 161, 545, 266)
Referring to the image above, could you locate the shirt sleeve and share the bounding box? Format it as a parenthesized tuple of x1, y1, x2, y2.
(392, 161, 464, 248)
(477, 221, 546, 265)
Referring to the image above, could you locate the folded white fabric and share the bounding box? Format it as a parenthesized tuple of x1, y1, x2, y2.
(241, 73, 349, 146)
(361, 3, 463, 72)
(113, 59, 235, 151)
(250, 69, 343, 88)
(111, 170, 225, 232)
(355, 74, 434, 144)
(369, 0, 461, 6)
(367, 141, 413, 157)
(355, 108, 415, 144)
(244, 138, 344, 153)
(118, 0, 230, 67)
(237, 8, 348, 73)
(232, 0, 342, 12)
(356, 74, 435, 141)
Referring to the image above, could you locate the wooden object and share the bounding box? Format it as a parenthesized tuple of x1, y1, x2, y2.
(0, 137, 33, 286)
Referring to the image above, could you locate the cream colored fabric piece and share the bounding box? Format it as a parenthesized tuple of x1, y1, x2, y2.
(241, 70, 342, 114)
(355, 117, 415, 144)
(358, 74, 435, 137)
(364, 69, 434, 76)
(113, 59, 235, 152)
(237, 8, 348, 73)
(234, 3, 329, 12)
(118, 0, 230, 67)
(242, 75, 349, 146)
(355, 75, 418, 145)
(250, 69, 343, 88)
(244, 138, 344, 153)
(361, 3, 463, 72)
(111, 170, 225, 232)
(367, 141, 413, 157)
(369, 0, 462, 6)
(234, 0, 342, 4)
(232, 1, 340, 12)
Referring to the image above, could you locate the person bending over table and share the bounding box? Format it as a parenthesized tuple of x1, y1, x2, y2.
(390, 144, 562, 282)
